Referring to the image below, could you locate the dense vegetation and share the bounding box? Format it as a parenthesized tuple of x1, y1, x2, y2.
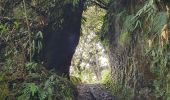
(0, 0, 170, 100)
(101, 0, 170, 99)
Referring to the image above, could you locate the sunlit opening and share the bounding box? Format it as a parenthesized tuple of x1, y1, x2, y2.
(70, 6, 110, 84)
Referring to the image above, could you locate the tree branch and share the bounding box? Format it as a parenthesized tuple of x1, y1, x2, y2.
(96, 0, 108, 6)
(92, 0, 108, 10)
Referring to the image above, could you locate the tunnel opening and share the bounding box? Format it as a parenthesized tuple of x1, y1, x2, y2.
(70, 6, 110, 83)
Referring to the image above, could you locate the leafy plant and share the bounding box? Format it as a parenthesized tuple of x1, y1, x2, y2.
(17, 83, 39, 100)
(25, 62, 39, 74)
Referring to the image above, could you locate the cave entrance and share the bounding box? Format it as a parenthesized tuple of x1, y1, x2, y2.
(70, 6, 110, 83)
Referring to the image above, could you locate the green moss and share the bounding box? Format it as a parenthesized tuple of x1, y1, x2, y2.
(118, 32, 129, 46)
(101, 70, 110, 84)
(166, 73, 170, 99)
(0, 82, 10, 100)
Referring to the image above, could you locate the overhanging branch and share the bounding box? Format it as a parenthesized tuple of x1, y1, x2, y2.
(91, 0, 108, 10)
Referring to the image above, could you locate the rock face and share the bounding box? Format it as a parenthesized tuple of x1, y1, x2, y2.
(100, 0, 157, 99)
(42, 0, 85, 78)
(77, 84, 115, 100)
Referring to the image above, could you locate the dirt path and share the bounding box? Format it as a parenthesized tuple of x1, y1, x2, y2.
(76, 84, 116, 100)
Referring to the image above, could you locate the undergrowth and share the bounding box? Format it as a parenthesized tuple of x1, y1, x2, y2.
(0, 13, 77, 100)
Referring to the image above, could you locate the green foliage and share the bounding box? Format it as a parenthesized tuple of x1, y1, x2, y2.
(0, 82, 10, 100)
(100, 0, 170, 99)
(83, 6, 106, 33)
(123, 15, 137, 32)
(152, 12, 167, 33)
(118, 32, 129, 45)
(15, 72, 77, 100)
(101, 69, 110, 83)
(17, 75, 55, 100)
(18, 83, 39, 100)
(70, 76, 82, 85)
(2, 0, 170, 99)
(26, 62, 40, 74)
(128, 0, 170, 99)
(71, 5, 108, 84)
(0, 2, 77, 99)
(153, 80, 166, 98)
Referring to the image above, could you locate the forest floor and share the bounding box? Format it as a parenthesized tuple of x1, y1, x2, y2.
(76, 84, 116, 100)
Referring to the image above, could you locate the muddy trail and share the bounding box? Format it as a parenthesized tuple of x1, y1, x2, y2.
(76, 84, 116, 100)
